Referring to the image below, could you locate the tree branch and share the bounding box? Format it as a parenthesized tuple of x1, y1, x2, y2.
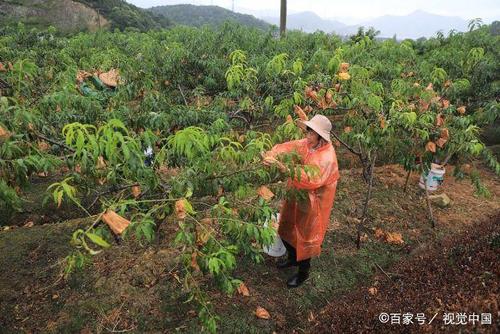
(33, 132, 75, 153)
(177, 84, 188, 107)
(330, 130, 362, 157)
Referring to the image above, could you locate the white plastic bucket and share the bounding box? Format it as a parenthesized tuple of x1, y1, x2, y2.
(262, 213, 286, 257)
(419, 163, 445, 191)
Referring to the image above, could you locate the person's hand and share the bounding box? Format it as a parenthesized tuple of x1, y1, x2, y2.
(261, 152, 288, 173)
(276, 161, 288, 173)
(261, 152, 276, 166)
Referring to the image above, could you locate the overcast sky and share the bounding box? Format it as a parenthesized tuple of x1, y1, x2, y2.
(128, 0, 500, 22)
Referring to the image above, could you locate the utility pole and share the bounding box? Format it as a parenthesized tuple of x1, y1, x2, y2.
(280, 0, 287, 37)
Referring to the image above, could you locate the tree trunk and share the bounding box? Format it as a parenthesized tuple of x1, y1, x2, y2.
(280, 0, 287, 38)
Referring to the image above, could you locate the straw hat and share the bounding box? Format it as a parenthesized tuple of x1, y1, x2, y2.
(297, 114, 332, 143)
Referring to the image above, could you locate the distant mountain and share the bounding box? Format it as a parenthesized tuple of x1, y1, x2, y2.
(0, 0, 171, 33)
(262, 11, 347, 33)
(339, 10, 469, 39)
(261, 10, 472, 39)
(149, 4, 270, 30)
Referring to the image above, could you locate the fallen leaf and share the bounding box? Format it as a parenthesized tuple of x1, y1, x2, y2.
(255, 307, 270, 319)
(257, 186, 274, 201)
(102, 210, 131, 235)
(444, 80, 452, 88)
(285, 115, 293, 123)
(344, 126, 352, 133)
(346, 217, 360, 224)
(457, 106, 466, 115)
(425, 83, 433, 91)
(237, 282, 250, 297)
(368, 287, 378, 295)
(441, 99, 450, 109)
(0, 62, 6, 72)
(24, 221, 34, 228)
(385, 232, 404, 245)
(462, 163, 472, 174)
(375, 228, 385, 239)
(37, 141, 50, 151)
(308, 311, 315, 322)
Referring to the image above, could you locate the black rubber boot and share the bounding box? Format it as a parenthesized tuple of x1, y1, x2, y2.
(286, 269, 310, 288)
(277, 240, 298, 269)
(276, 258, 298, 269)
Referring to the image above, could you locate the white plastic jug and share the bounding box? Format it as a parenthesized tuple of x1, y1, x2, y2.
(262, 213, 286, 257)
(419, 163, 446, 191)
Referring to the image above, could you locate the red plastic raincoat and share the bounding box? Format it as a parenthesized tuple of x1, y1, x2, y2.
(266, 138, 340, 261)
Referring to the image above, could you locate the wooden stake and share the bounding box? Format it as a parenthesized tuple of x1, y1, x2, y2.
(404, 169, 411, 193)
(357, 153, 377, 249)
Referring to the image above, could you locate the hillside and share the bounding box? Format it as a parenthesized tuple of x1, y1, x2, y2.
(339, 10, 469, 39)
(0, 0, 171, 33)
(261, 10, 472, 39)
(149, 4, 270, 30)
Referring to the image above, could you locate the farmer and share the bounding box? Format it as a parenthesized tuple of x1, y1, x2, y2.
(262, 114, 340, 288)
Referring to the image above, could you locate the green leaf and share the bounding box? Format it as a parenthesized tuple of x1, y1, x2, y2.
(86, 232, 111, 248)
